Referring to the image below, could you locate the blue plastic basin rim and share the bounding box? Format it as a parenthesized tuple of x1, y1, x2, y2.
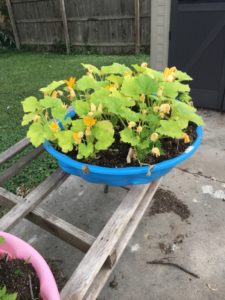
(43, 126, 203, 176)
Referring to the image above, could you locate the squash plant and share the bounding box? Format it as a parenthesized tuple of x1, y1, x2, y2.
(22, 63, 204, 163)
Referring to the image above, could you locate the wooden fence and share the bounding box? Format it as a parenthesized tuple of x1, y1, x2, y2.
(6, 0, 151, 54)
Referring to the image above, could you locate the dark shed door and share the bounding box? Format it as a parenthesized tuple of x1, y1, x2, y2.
(169, 0, 225, 111)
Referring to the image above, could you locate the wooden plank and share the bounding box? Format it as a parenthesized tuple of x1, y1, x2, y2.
(60, 183, 150, 300)
(15, 15, 150, 24)
(59, 0, 70, 54)
(0, 187, 95, 253)
(85, 179, 161, 299)
(6, 0, 21, 49)
(0, 169, 68, 231)
(0, 138, 30, 165)
(134, 0, 140, 54)
(0, 146, 44, 185)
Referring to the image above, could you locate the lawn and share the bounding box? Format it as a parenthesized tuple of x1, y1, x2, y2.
(0, 50, 148, 193)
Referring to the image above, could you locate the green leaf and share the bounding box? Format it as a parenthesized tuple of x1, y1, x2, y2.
(0, 236, 5, 244)
(176, 70, 193, 81)
(120, 128, 140, 146)
(39, 96, 60, 108)
(39, 80, 64, 95)
(55, 130, 73, 153)
(81, 63, 101, 75)
(101, 63, 131, 75)
(106, 75, 124, 85)
(22, 96, 39, 113)
(171, 100, 204, 126)
(21, 112, 36, 126)
(93, 120, 114, 150)
(76, 76, 99, 91)
(77, 143, 94, 159)
(118, 107, 140, 122)
(160, 82, 179, 98)
(51, 105, 67, 120)
(74, 100, 90, 117)
(27, 123, 45, 147)
(121, 74, 158, 97)
(71, 119, 86, 132)
(43, 124, 55, 141)
(156, 120, 184, 138)
(135, 74, 159, 95)
(89, 89, 110, 106)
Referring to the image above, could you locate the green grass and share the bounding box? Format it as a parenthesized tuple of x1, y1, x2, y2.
(0, 50, 149, 193)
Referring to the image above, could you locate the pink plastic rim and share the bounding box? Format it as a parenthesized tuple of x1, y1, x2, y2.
(0, 231, 60, 300)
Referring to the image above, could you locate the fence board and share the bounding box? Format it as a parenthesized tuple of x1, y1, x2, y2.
(8, 0, 150, 54)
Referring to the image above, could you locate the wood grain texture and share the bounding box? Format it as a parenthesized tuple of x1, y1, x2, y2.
(59, 0, 70, 54)
(6, 0, 21, 49)
(0, 169, 68, 231)
(0, 146, 44, 185)
(10, 0, 151, 53)
(134, 0, 140, 54)
(0, 138, 30, 165)
(85, 179, 161, 299)
(60, 183, 150, 300)
(0, 187, 95, 252)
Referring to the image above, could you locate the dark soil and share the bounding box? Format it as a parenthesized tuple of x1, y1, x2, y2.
(0, 255, 41, 300)
(67, 123, 197, 168)
(149, 188, 190, 221)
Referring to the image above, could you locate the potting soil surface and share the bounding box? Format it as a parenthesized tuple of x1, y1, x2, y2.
(67, 123, 197, 167)
(0, 256, 41, 300)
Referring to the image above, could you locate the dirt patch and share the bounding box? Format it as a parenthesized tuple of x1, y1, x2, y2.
(0, 255, 41, 299)
(149, 188, 190, 221)
(66, 123, 197, 168)
(0, 206, 8, 218)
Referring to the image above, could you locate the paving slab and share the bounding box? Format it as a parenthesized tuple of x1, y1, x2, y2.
(9, 110, 225, 300)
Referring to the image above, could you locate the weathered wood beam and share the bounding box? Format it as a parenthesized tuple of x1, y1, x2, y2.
(85, 179, 161, 299)
(0, 138, 30, 165)
(59, 0, 70, 54)
(134, 0, 140, 54)
(0, 187, 95, 252)
(6, 0, 21, 49)
(60, 182, 151, 300)
(0, 146, 44, 185)
(0, 169, 68, 231)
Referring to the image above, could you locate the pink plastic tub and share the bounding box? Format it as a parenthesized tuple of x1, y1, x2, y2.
(0, 231, 60, 300)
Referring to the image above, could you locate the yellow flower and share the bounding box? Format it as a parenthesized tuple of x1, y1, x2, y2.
(157, 86, 164, 97)
(51, 91, 58, 98)
(97, 103, 103, 113)
(64, 77, 76, 88)
(153, 106, 160, 113)
(183, 133, 190, 144)
(73, 131, 83, 143)
(124, 70, 133, 77)
(159, 112, 165, 119)
(142, 109, 147, 115)
(139, 94, 145, 102)
(160, 103, 171, 114)
(83, 116, 96, 127)
(104, 84, 116, 92)
(33, 115, 40, 123)
(50, 122, 59, 132)
(62, 103, 67, 109)
(152, 147, 160, 157)
(85, 127, 91, 136)
(136, 126, 143, 134)
(90, 103, 96, 112)
(150, 132, 159, 142)
(163, 67, 177, 82)
(67, 87, 75, 100)
(128, 121, 136, 129)
(141, 62, 148, 68)
(45, 111, 49, 118)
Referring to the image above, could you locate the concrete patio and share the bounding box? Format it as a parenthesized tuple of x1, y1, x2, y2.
(10, 110, 225, 300)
